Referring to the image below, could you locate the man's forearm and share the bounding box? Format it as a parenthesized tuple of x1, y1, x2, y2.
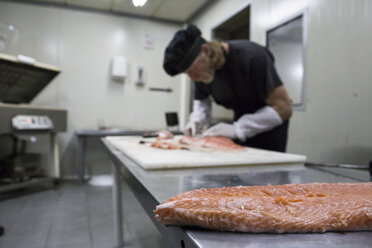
(266, 85, 293, 121)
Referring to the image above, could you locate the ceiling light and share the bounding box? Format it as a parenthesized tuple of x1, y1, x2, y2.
(132, 0, 147, 7)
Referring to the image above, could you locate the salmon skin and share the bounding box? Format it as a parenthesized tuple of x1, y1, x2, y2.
(179, 136, 244, 150)
(155, 182, 372, 233)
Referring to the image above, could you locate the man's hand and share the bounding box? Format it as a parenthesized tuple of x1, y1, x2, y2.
(202, 123, 237, 139)
(184, 121, 202, 136)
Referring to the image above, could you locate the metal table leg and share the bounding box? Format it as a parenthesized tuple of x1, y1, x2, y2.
(76, 135, 85, 184)
(112, 162, 124, 248)
(50, 133, 60, 179)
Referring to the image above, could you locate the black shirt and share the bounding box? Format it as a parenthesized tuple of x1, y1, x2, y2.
(194, 40, 289, 152)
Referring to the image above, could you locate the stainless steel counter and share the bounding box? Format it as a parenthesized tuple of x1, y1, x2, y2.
(74, 129, 147, 183)
(102, 138, 372, 248)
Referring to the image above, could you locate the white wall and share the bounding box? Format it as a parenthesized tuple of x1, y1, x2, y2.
(0, 1, 182, 177)
(192, 0, 372, 165)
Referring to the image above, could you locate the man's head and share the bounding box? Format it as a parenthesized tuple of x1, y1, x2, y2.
(163, 25, 216, 84)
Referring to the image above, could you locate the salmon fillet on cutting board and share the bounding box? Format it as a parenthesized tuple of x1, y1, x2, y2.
(155, 182, 372, 233)
(145, 136, 244, 151)
(179, 136, 244, 150)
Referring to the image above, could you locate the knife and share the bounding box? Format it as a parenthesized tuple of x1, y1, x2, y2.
(142, 131, 183, 138)
(139, 140, 190, 150)
(142, 132, 159, 138)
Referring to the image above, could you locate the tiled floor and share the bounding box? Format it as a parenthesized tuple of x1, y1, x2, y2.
(0, 180, 166, 248)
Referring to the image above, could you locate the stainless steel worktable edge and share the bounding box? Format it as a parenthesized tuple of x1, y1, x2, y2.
(101, 137, 372, 248)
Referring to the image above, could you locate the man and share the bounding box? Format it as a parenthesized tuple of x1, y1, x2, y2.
(163, 25, 292, 152)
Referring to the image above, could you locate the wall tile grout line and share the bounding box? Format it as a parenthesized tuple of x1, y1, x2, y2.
(3, 194, 31, 240)
(86, 184, 94, 248)
(43, 186, 62, 248)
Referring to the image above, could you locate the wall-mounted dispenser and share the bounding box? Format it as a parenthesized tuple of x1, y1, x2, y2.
(135, 66, 145, 86)
(111, 56, 127, 81)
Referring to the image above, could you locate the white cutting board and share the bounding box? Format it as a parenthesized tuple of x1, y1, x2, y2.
(106, 136, 306, 170)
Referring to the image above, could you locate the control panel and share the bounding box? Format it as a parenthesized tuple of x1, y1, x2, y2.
(12, 115, 54, 130)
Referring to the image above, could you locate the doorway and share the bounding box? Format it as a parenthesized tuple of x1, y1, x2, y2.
(266, 13, 306, 109)
(212, 5, 250, 40)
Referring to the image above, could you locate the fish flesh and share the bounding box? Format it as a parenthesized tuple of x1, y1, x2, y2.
(149, 136, 244, 150)
(151, 140, 187, 150)
(155, 182, 372, 233)
(179, 136, 244, 150)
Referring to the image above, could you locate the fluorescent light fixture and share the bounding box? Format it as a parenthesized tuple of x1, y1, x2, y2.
(132, 0, 147, 7)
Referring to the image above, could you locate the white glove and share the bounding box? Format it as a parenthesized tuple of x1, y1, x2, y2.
(189, 98, 212, 125)
(202, 123, 237, 139)
(184, 98, 212, 136)
(202, 106, 283, 142)
(233, 105, 283, 142)
(184, 121, 203, 136)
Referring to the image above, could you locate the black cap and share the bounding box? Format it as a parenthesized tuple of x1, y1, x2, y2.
(163, 25, 206, 76)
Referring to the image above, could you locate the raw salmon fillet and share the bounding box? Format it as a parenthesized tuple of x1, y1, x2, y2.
(179, 136, 244, 150)
(150, 140, 187, 150)
(155, 182, 372, 233)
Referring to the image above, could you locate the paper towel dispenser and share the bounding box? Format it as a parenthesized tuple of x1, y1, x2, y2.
(111, 56, 127, 79)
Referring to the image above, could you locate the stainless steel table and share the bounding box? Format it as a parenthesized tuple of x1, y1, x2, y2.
(74, 129, 146, 183)
(102, 138, 372, 248)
